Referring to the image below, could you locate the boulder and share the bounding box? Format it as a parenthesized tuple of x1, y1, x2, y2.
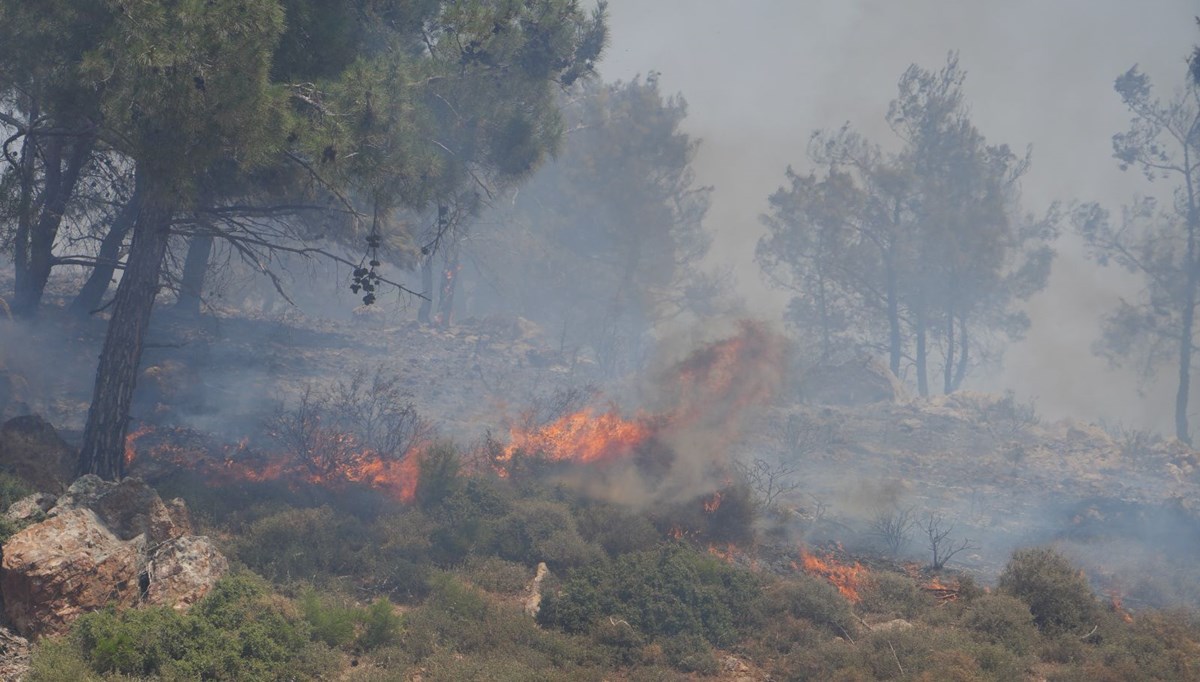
(50, 475, 189, 543)
(0, 416, 75, 493)
(1, 476, 225, 638)
(1, 508, 143, 637)
(4, 493, 55, 524)
(143, 536, 228, 611)
(0, 626, 30, 681)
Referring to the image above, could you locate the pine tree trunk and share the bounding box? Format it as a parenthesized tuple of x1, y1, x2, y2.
(13, 135, 93, 316)
(70, 174, 144, 316)
(435, 246, 460, 328)
(78, 190, 174, 479)
(175, 232, 214, 316)
(418, 254, 434, 324)
(1177, 161, 1199, 445)
(915, 308, 928, 398)
(952, 316, 969, 391)
(886, 255, 902, 378)
(943, 308, 954, 395)
(11, 123, 37, 312)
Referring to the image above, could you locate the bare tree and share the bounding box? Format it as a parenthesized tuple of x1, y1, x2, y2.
(870, 506, 917, 557)
(734, 457, 802, 510)
(923, 512, 978, 570)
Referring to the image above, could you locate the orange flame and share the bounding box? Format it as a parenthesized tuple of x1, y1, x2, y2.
(703, 491, 723, 513)
(707, 543, 737, 564)
(1108, 590, 1134, 624)
(498, 408, 652, 468)
(796, 549, 867, 603)
(124, 426, 154, 466)
(124, 426, 424, 504)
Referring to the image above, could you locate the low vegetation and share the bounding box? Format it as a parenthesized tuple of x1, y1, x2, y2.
(16, 443, 1200, 681)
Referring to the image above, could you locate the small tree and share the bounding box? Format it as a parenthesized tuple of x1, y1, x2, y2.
(1074, 54, 1200, 443)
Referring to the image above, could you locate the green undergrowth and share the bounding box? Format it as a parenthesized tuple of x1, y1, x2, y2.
(26, 444, 1200, 681)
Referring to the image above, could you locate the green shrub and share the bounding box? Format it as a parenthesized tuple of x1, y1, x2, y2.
(998, 547, 1099, 634)
(539, 543, 761, 647)
(858, 571, 931, 620)
(961, 593, 1038, 655)
(34, 574, 338, 681)
(415, 441, 462, 510)
(574, 502, 661, 557)
(0, 471, 34, 510)
(359, 598, 404, 651)
(233, 506, 373, 583)
(661, 634, 717, 674)
(461, 555, 532, 594)
(299, 588, 358, 648)
(491, 499, 603, 571)
(761, 574, 857, 636)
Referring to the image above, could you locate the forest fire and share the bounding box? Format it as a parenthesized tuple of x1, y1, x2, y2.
(703, 490, 723, 513)
(794, 549, 868, 603)
(123, 425, 423, 504)
(498, 408, 653, 469)
(497, 321, 785, 476)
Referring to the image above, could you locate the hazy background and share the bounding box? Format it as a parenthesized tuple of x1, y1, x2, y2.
(597, 0, 1200, 431)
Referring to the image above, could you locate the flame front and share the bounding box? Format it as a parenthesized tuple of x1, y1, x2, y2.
(124, 425, 423, 504)
(795, 549, 868, 603)
(499, 408, 651, 467)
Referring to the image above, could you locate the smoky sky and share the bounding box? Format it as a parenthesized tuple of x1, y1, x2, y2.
(597, 0, 1200, 432)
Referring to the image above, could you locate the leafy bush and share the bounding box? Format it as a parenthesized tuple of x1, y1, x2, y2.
(461, 555, 532, 594)
(539, 543, 761, 647)
(574, 502, 661, 557)
(233, 505, 374, 583)
(998, 547, 1099, 634)
(0, 471, 34, 510)
(491, 499, 604, 571)
(858, 571, 931, 620)
(761, 574, 858, 636)
(961, 592, 1039, 655)
(32, 574, 337, 681)
(299, 588, 358, 648)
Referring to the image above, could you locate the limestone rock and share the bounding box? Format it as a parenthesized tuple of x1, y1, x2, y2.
(4, 493, 55, 524)
(0, 626, 30, 681)
(50, 475, 185, 543)
(1, 476, 225, 638)
(1, 508, 142, 637)
(144, 535, 228, 611)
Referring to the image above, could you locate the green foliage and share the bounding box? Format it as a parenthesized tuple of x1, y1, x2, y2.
(359, 598, 404, 652)
(491, 499, 604, 571)
(35, 574, 337, 681)
(0, 471, 34, 510)
(858, 571, 932, 621)
(574, 501, 662, 557)
(415, 440, 462, 509)
(760, 574, 858, 636)
(233, 505, 373, 583)
(999, 547, 1099, 634)
(539, 543, 761, 647)
(299, 589, 358, 648)
(461, 555, 532, 594)
(961, 593, 1039, 656)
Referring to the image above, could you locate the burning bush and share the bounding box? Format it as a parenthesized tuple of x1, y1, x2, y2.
(998, 546, 1100, 634)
